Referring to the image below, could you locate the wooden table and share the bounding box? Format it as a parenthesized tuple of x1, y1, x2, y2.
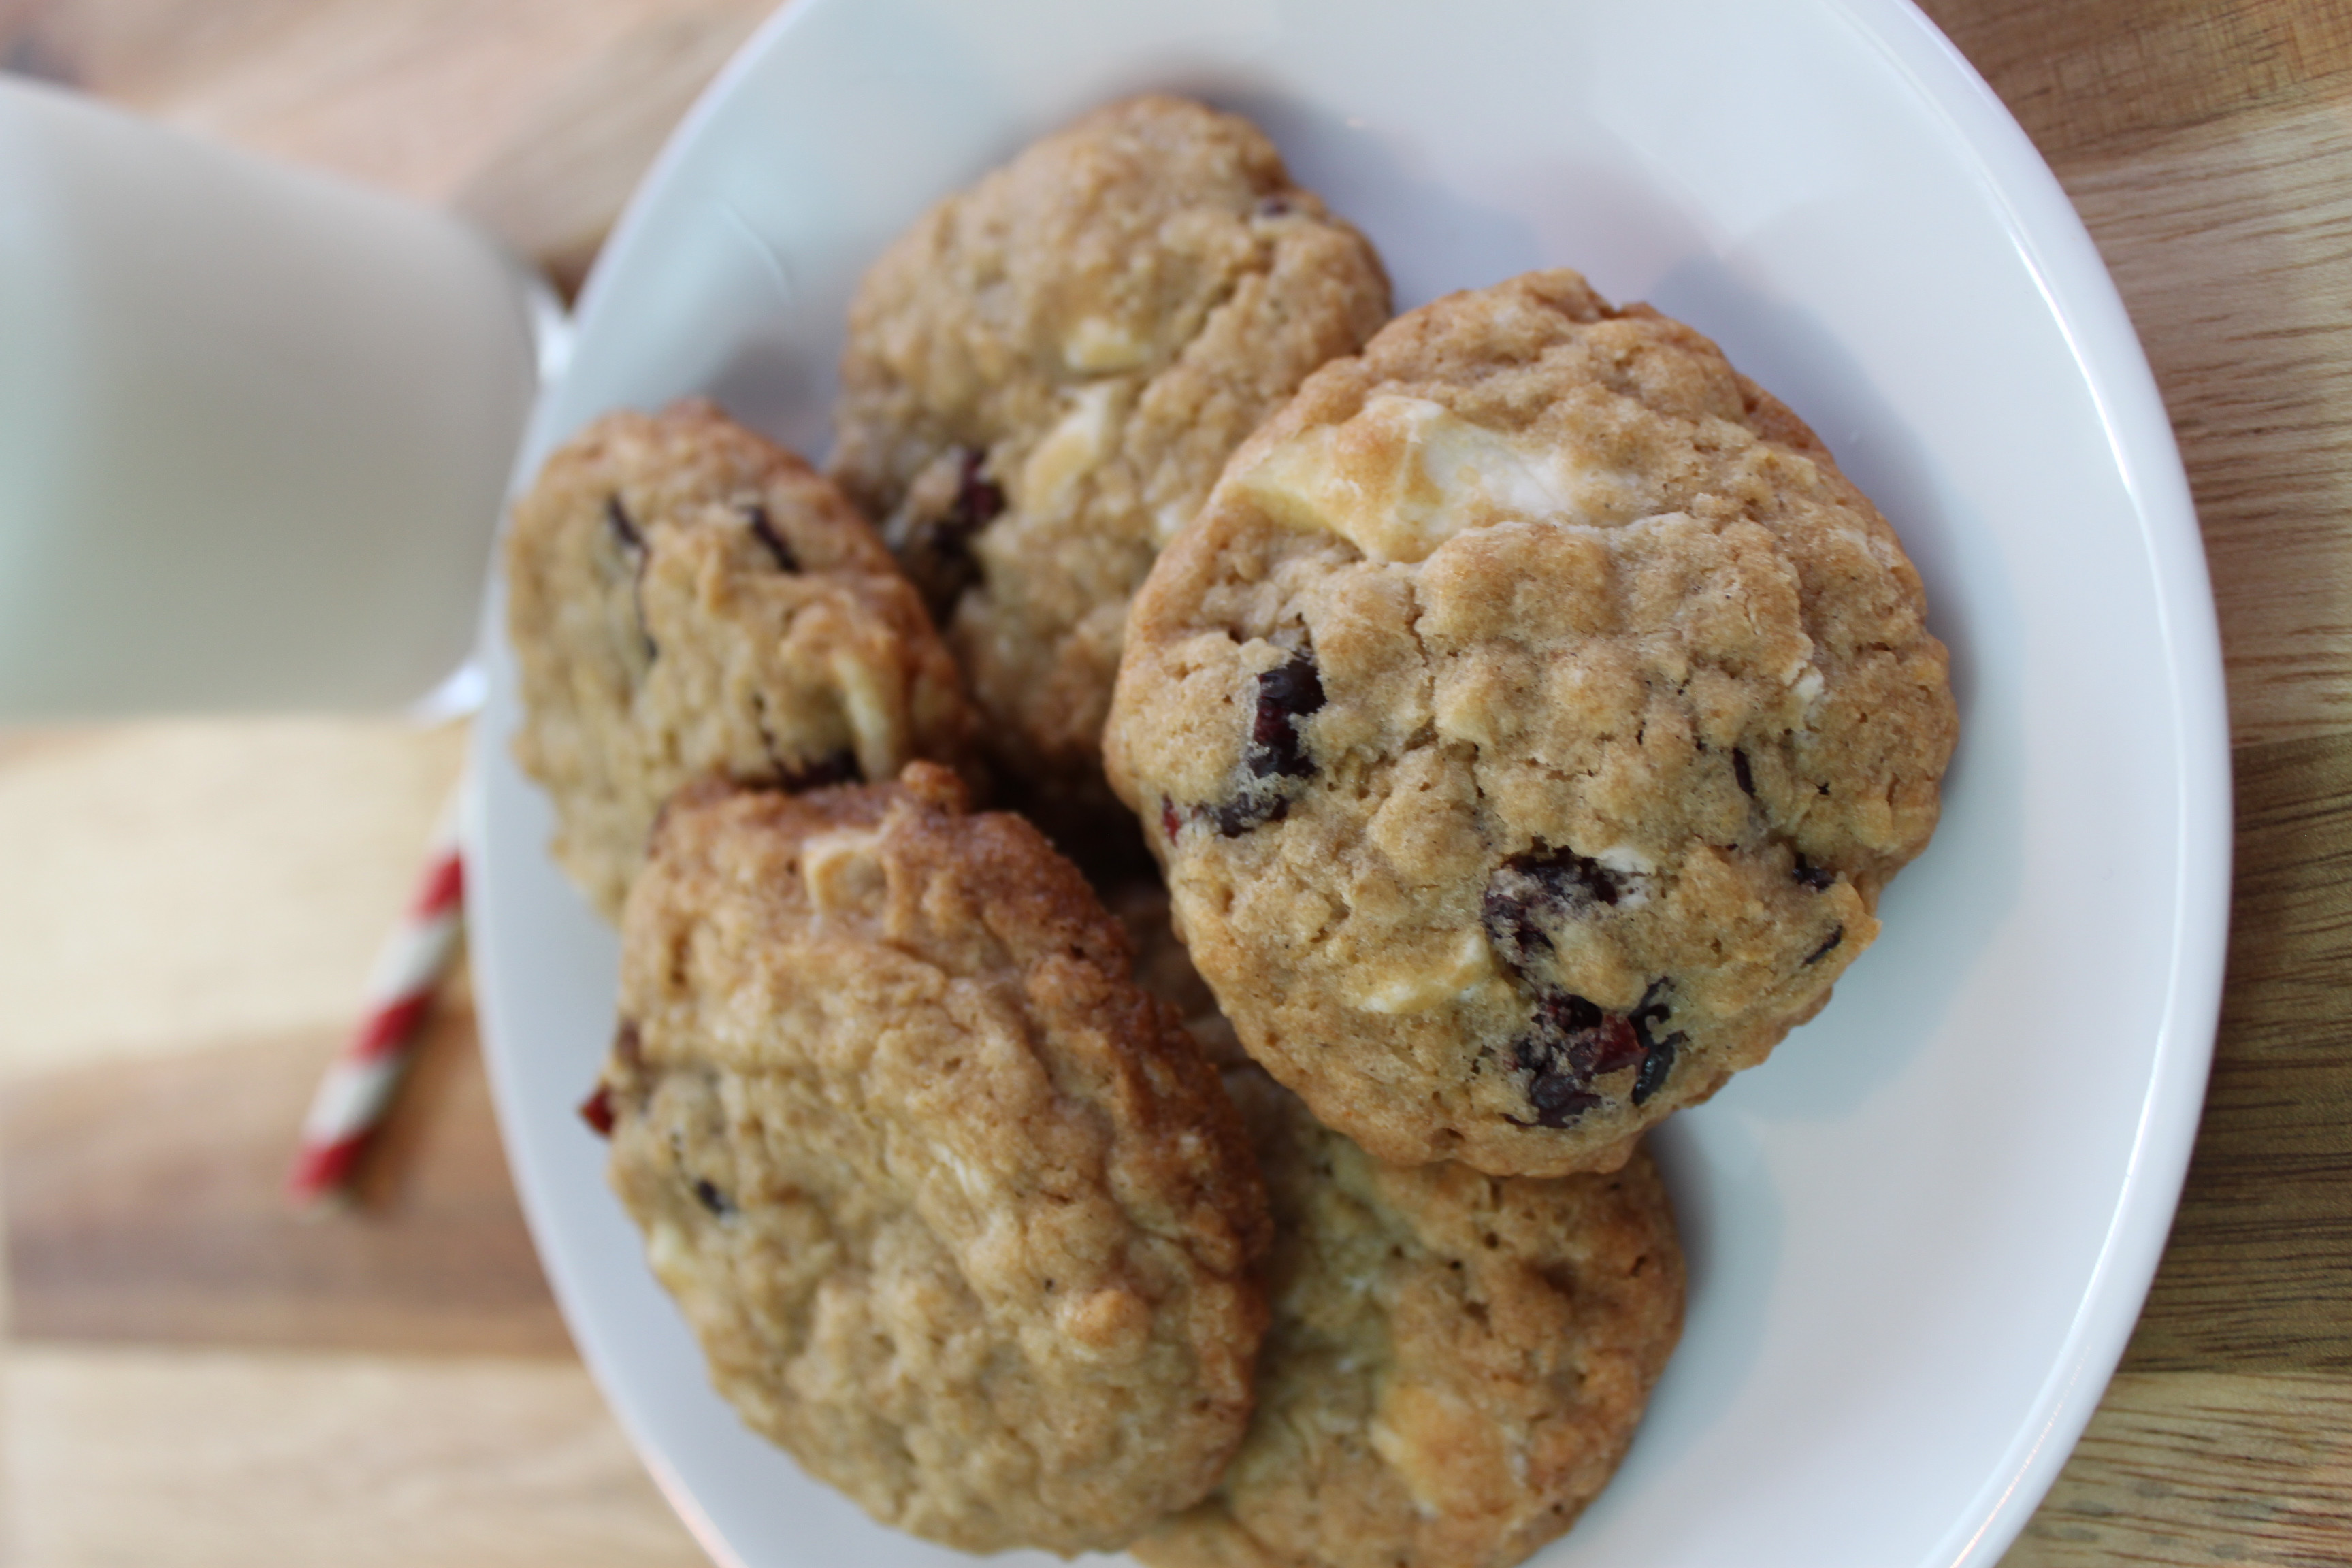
(1, 3, 2345, 1563)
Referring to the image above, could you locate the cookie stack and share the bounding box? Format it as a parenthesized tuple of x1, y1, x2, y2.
(508, 93, 1954, 1568)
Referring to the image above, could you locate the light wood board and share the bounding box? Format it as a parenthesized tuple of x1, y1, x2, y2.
(5, 0, 2350, 1562)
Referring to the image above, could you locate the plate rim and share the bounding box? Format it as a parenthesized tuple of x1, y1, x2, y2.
(468, 1, 2236, 1563)
(1836, 3, 2230, 1560)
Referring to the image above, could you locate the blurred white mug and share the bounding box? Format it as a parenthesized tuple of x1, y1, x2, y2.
(0, 76, 555, 719)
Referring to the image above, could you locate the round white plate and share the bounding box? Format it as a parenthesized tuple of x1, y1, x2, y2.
(468, 1, 2232, 1564)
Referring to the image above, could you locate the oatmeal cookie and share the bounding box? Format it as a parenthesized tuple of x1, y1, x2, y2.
(1105, 269, 1958, 1174)
(830, 93, 1390, 806)
(1138, 1067, 1683, 1568)
(506, 399, 979, 918)
(594, 764, 1269, 1554)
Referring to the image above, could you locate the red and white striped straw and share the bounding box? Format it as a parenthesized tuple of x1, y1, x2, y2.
(287, 797, 467, 1205)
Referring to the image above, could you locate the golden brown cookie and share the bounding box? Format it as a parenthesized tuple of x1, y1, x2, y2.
(595, 764, 1269, 1554)
(830, 93, 1390, 810)
(506, 399, 979, 918)
(1105, 269, 1958, 1174)
(1138, 1066, 1684, 1568)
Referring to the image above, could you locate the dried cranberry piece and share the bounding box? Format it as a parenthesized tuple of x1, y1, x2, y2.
(1802, 925, 1845, 966)
(1525, 1074, 1602, 1127)
(745, 502, 798, 572)
(1507, 977, 1688, 1123)
(1548, 993, 1644, 1078)
(1733, 748, 1757, 797)
(604, 493, 645, 553)
(1211, 794, 1288, 837)
(691, 1177, 734, 1217)
(1633, 1036, 1677, 1105)
(1247, 653, 1324, 780)
(1482, 847, 1629, 973)
(893, 446, 1006, 619)
(578, 1083, 616, 1137)
(1793, 856, 1836, 891)
(1629, 979, 1686, 1107)
(1481, 895, 1548, 967)
(603, 494, 658, 662)
(1254, 195, 1294, 219)
(952, 446, 1007, 531)
(1587, 1017, 1648, 1077)
(1160, 798, 1183, 841)
(1207, 650, 1324, 837)
(1511, 990, 1642, 1126)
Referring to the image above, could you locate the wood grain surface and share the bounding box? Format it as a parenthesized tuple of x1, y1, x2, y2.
(3, 1, 2348, 1564)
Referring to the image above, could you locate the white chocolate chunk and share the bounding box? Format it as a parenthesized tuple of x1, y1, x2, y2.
(1062, 314, 1151, 372)
(1232, 394, 1642, 563)
(1354, 927, 1496, 1014)
(1369, 1380, 1517, 1519)
(830, 648, 901, 782)
(1592, 844, 1656, 876)
(646, 1219, 694, 1286)
(1018, 382, 1120, 510)
(799, 828, 887, 913)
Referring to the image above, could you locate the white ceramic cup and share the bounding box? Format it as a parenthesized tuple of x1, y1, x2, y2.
(0, 76, 553, 719)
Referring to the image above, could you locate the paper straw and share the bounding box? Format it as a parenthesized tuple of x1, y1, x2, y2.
(286, 796, 466, 1205)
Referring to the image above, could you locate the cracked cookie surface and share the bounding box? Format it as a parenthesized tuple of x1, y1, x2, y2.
(597, 765, 1270, 1554)
(506, 399, 979, 918)
(1137, 1066, 1683, 1568)
(830, 93, 1390, 809)
(1105, 269, 1957, 1174)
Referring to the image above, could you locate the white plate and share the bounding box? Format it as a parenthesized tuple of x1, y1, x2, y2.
(468, 1, 2232, 1564)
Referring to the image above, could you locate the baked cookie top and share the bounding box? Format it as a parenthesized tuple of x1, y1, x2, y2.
(830, 93, 1390, 806)
(1138, 1067, 1684, 1568)
(506, 399, 979, 919)
(1105, 270, 1958, 1174)
(598, 764, 1270, 1554)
